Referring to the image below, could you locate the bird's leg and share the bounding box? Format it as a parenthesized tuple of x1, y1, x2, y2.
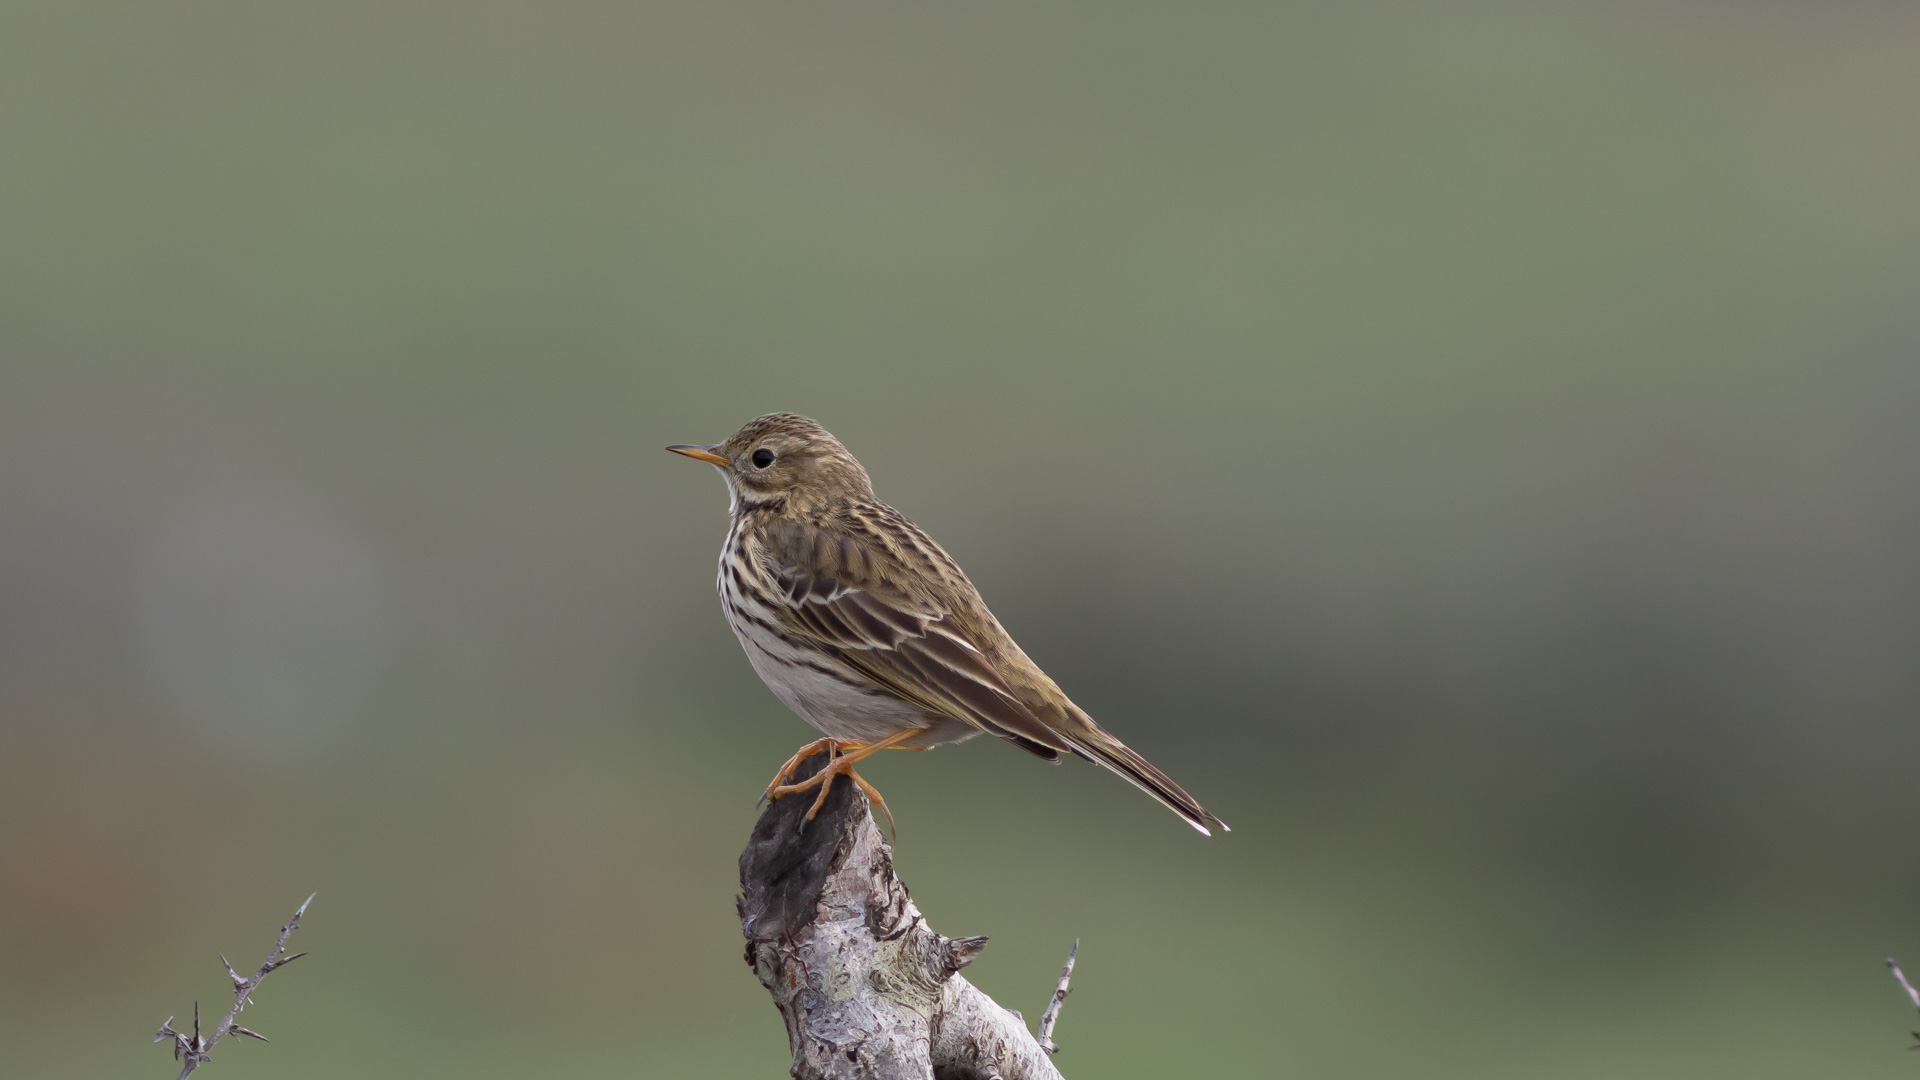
(762, 737, 866, 805)
(770, 727, 922, 827)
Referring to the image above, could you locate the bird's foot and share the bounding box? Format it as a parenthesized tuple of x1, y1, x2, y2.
(767, 728, 922, 838)
(771, 754, 897, 839)
(761, 737, 865, 805)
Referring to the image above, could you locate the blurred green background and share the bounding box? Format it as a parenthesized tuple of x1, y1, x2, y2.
(4, 1, 1919, 1076)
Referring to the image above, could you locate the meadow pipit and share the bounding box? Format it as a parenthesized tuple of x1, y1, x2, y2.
(669, 413, 1226, 835)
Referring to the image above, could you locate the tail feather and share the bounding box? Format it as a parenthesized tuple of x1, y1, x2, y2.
(1069, 733, 1227, 836)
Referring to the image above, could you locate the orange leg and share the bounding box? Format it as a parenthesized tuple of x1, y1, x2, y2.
(770, 727, 924, 834)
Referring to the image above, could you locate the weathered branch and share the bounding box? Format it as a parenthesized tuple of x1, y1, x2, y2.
(739, 754, 1070, 1079)
(1035, 941, 1076, 1055)
(1888, 956, 1920, 1049)
(154, 895, 313, 1079)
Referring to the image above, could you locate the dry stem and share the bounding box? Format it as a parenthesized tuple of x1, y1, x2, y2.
(1036, 940, 1077, 1055)
(154, 895, 313, 1079)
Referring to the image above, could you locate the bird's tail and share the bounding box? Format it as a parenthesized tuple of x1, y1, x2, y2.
(1066, 726, 1228, 836)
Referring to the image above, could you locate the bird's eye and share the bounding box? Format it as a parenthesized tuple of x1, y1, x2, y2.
(751, 448, 775, 469)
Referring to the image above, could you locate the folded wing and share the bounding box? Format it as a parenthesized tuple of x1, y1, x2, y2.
(758, 529, 1064, 761)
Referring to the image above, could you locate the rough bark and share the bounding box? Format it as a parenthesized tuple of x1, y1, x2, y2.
(739, 755, 1067, 1080)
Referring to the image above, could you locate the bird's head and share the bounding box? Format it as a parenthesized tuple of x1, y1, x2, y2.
(668, 413, 875, 508)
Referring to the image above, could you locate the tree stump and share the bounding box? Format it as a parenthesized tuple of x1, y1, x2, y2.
(739, 753, 1069, 1080)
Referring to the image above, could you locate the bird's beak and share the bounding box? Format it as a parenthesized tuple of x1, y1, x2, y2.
(666, 444, 732, 467)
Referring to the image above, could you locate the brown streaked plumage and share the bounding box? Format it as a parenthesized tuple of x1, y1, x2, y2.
(668, 413, 1227, 835)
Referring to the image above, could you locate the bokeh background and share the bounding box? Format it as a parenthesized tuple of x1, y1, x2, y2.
(4, 1, 1919, 1076)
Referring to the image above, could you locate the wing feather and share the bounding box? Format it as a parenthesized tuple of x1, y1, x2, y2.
(755, 525, 1063, 759)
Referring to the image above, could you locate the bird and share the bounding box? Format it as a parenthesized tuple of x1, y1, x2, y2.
(668, 413, 1227, 835)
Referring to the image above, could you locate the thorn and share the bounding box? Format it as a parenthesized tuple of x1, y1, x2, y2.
(192, 1001, 202, 1042)
(221, 955, 247, 986)
(231, 1024, 269, 1042)
(267, 951, 308, 971)
(296, 893, 315, 918)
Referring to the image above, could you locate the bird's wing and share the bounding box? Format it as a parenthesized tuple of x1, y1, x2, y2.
(757, 519, 1064, 759)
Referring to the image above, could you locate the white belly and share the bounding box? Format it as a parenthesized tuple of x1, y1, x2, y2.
(736, 623, 934, 742)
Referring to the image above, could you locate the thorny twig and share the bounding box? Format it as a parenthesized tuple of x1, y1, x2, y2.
(154, 895, 313, 1079)
(1036, 939, 1077, 1055)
